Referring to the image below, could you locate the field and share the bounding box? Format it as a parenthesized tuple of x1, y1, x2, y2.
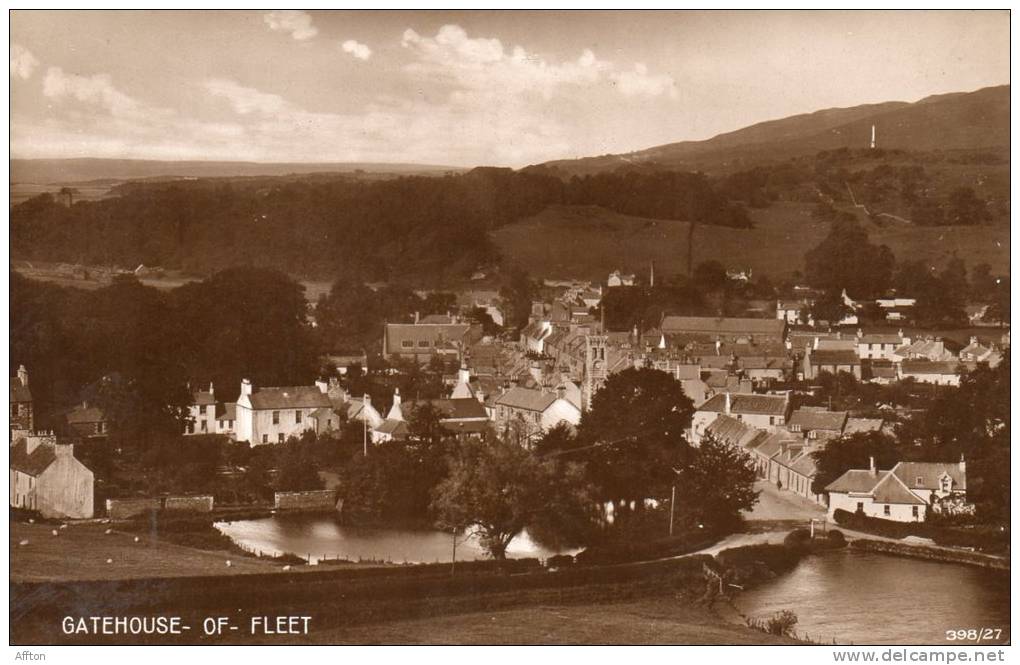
(492, 202, 1010, 282)
(285, 595, 797, 645)
(10, 521, 282, 582)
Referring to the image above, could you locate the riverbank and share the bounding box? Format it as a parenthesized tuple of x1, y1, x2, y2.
(849, 537, 1010, 570)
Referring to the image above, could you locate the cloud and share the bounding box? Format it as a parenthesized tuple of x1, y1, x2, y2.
(204, 78, 287, 115)
(341, 39, 372, 61)
(10, 44, 39, 80)
(42, 67, 149, 119)
(611, 63, 678, 99)
(263, 10, 318, 41)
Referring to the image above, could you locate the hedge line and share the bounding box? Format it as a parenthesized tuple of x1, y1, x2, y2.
(832, 509, 1009, 554)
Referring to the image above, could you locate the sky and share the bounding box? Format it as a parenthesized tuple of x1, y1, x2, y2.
(9, 10, 1011, 168)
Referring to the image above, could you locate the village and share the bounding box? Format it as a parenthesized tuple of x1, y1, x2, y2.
(10, 261, 1006, 528)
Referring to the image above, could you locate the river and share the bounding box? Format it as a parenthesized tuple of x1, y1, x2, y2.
(734, 548, 1010, 645)
(214, 515, 571, 564)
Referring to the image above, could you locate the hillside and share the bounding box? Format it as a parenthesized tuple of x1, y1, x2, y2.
(491, 202, 1010, 283)
(536, 85, 1009, 177)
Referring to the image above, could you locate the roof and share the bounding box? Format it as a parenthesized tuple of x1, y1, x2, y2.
(843, 418, 883, 435)
(248, 386, 332, 410)
(901, 360, 965, 376)
(419, 314, 454, 324)
(10, 377, 32, 403)
(871, 473, 927, 505)
(216, 402, 237, 421)
(858, 333, 904, 345)
(673, 364, 701, 380)
(660, 316, 785, 337)
(826, 469, 884, 494)
(699, 392, 789, 417)
(752, 430, 803, 459)
(10, 438, 57, 476)
(493, 386, 559, 413)
(403, 398, 489, 421)
(64, 405, 106, 423)
(375, 418, 409, 438)
(384, 322, 473, 354)
(892, 462, 966, 491)
(440, 420, 492, 435)
(192, 390, 215, 406)
(809, 349, 859, 365)
(788, 408, 848, 432)
(705, 415, 768, 450)
(308, 406, 336, 422)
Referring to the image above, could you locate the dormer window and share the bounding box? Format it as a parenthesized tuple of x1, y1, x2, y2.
(940, 475, 952, 493)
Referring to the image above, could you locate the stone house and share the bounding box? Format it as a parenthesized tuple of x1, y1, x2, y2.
(10, 432, 94, 519)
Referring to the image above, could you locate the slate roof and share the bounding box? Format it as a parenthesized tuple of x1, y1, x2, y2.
(858, 333, 905, 345)
(10, 377, 32, 403)
(661, 316, 785, 337)
(809, 349, 860, 366)
(216, 402, 237, 421)
(64, 405, 106, 424)
(871, 473, 926, 505)
(826, 469, 884, 493)
(752, 431, 802, 459)
(384, 322, 474, 354)
(788, 408, 848, 433)
(843, 418, 883, 435)
(705, 415, 768, 450)
(493, 387, 559, 413)
(248, 386, 331, 410)
(192, 390, 216, 406)
(892, 462, 966, 491)
(900, 360, 966, 376)
(375, 418, 409, 438)
(9, 439, 57, 476)
(699, 393, 789, 417)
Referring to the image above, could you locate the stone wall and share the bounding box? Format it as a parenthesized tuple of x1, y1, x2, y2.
(164, 495, 214, 513)
(274, 489, 337, 511)
(105, 497, 161, 519)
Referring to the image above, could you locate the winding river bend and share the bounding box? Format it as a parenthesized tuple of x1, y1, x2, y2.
(735, 548, 1010, 645)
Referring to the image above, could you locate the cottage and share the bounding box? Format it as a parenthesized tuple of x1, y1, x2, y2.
(802, 346, 861, 380)
(10, 365, 33, 437)
(899, 360, 973, 386)
(10, 432, 94, 519)
(690, 392, 789, 444)
(787, 407, 848, 441)
(856, 329, 909, 361)
(607, 270, 636, 287)
(382, 320, 477, 363)
(57, 403, 108, 439)
(185, 384, 217, 435)
(776, 299, 813, 326)
(826, 458, 968, 522)
(491, 385, 582, 445)
(215, 402, 237, 437)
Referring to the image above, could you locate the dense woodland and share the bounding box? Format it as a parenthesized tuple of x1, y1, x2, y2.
(11, 167, 748, 284)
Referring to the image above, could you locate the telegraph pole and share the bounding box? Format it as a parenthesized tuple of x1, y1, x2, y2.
(669, 484, 676, 536)
(363, 394, 369, 456)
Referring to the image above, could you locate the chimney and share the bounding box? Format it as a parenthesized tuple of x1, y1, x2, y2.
(315, 378, 328, 394)
(414, 311, 420, 324)
(556, 384, 566, 400)
(208, 382, 214, 396)
(17, 364, 28, 387)
(724, 392, 731, 415)
(898, 328, 904, 339)
(813, 337, 819, 350)
(857, 328, 863, 339)
(959, 454, 966, 474)
(869, 456, 877, 477)
(241, 378, 253, 397)
(969, 336, 978, 346)
(714, 340, 721, 355)
(475, 387, 485, 404)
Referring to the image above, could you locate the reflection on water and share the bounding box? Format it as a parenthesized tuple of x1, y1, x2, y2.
(214, 515, 570, 564)
(735, 549, 1010, 645)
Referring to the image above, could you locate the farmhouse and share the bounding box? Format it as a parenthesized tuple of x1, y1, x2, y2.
(234, 379, 333, 445)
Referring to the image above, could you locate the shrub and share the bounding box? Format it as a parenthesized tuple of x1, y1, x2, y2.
(783, 528, 811, 550)
(827, 530, 846, 546)
(833, 509, 1008, 554)
(546, 554, 575, 568)
(748, 609, 799, 637)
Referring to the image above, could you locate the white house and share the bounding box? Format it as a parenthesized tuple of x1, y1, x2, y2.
(826, 458, 968, 523)
(491, 385, 582, 446)
(234, 379, 334, 445)
(10, 432, 94, 519)
(690, 392, 789, 444)
(855, 329, 909, 361)
(185, 384, 217, 435)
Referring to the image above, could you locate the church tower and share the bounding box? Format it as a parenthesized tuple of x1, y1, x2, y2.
(584, 335, 608, 411)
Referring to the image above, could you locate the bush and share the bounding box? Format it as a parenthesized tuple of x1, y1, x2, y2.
(546, 554, 575, 568)
(827, 529, 846, 546)
(783, 528, 811, 550)
(833, 509, 1008, 554)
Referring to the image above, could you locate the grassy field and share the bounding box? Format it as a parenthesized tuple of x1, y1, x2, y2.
(273, 595, 798, 645)
(10, 521, 282, 582)
(492, 202, 1010, 282)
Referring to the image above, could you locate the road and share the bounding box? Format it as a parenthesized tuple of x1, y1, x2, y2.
(745, 480, 827, 522)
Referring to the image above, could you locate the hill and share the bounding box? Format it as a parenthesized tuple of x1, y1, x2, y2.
(535, 85, 1009, 177)
(491, 202, 1010, 283)
(10, 158, 463, 185)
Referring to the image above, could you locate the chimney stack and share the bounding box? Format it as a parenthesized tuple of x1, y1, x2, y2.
(959, 454, 966, 474)
(208, 382, 214, 396)
(414, 311, 420, 324)
(241, 378, 253, 397)
(869, 456, 877, 477)
(17, 364, 28, 387)
(724, 392, 731, 415)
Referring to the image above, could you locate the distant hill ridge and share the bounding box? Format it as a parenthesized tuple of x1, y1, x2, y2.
(10, 158, 463, 185)
(534, 85, 1009, 177)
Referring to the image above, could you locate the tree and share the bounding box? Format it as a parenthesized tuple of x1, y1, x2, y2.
(275, 439, 324, 492)
(431, 434, 593, 560)
(809, 289, 853, 325)
(498, 266, 539, 332)
(675, 435, 759, 530)
(811, 431, 901, 497)
(946, 187, 990, 225)
(693, 260, 729, 292)
(804, 220, 895, 299)
(574, 368, 694, 507)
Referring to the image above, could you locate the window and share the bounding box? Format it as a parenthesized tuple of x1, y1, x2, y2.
(201, 420, 207, 432)
(295, 410, 302, 424)
(856, 502, 864, 513)
(916, 476, 924, 487)
(262, 434, 268, 444)
(278, 433, 285, 443)
(790, 424, 801, 432)
(769, 416, 775, 425)
(912, 506, 919, 518)
(97, 421, 106, 434)
(272, 411, 280, 425)
(401, 340, 414, 348)
(418, 340, 430, 347)
(883, 505, 891, 516)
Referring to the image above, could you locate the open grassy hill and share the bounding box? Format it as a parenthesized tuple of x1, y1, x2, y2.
(491, 202, 1009, 283)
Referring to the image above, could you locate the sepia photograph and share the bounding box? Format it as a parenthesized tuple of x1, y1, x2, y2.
(7, 8, 1012, 654)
